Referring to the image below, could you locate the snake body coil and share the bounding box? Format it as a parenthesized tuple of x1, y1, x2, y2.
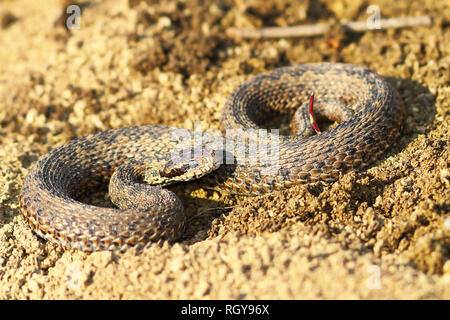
(20, 63, 404, 251)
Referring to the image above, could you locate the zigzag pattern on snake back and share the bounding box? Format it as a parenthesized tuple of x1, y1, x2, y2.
(19, 63, 404, 251)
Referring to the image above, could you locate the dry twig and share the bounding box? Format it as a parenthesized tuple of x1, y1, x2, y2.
(227, 16, 432, 39)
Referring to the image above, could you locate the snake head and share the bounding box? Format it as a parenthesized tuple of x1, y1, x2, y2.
(155, 146, 221, 183)
(160, 160, 199, 178)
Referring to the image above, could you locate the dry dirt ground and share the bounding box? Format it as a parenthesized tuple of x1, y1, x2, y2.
(0, 0, 448, 299)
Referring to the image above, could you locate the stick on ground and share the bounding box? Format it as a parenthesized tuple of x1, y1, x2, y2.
(227, 16, 432, 39)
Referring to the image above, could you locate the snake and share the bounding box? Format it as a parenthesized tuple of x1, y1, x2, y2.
(19, 63, 404, 251)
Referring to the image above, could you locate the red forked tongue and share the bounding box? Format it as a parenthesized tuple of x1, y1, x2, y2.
(309, 93, 321, 134)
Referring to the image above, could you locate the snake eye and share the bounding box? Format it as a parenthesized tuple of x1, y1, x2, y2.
(189, 161, 198, 168)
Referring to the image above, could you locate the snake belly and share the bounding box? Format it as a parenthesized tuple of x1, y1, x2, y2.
(19, 63, 404, 251)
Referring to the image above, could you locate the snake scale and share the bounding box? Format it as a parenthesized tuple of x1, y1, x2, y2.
(19, 63, 404, 251)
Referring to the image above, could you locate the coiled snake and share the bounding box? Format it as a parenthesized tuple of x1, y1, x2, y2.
(19, 63, 404, 251)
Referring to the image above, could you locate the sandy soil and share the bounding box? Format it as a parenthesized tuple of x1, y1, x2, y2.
(0, 0, 448, 299)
